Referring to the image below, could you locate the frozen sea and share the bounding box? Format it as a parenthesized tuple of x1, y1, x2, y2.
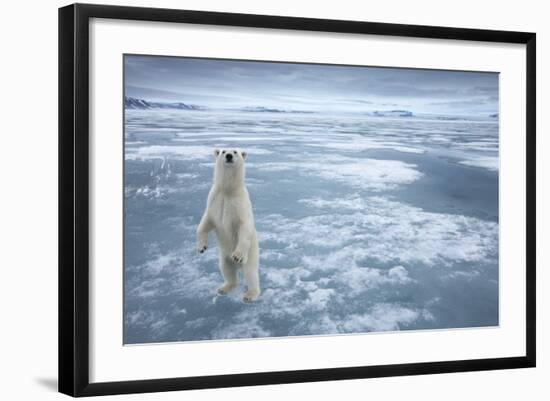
(123, 109, 499, 344)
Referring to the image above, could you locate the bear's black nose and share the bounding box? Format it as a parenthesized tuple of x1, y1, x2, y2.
(225, 153, 233, 162)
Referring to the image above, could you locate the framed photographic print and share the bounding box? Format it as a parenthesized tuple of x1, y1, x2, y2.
(58, 3, 536, 397)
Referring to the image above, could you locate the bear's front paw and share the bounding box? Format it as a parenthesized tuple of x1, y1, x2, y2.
(231, 249, 247, 264)
(197, 242, 208, 254)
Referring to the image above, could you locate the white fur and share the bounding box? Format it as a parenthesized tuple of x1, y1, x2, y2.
(197, 148, 260, 302)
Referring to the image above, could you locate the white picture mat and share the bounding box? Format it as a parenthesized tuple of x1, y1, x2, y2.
(89, 18, 526, 383)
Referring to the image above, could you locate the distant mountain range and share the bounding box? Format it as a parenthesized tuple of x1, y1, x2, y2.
(125, 96, 203, 110)
(124, 98, 494, 121)
(241, 106, 314, 114)
(372, 110, 414, 117)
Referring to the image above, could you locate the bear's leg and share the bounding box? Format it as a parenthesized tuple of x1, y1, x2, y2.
(217, 256, 238, 295)
(242, 260, 260, 303)
(231, 223, 253, 264)
(196, 213, 212, 253)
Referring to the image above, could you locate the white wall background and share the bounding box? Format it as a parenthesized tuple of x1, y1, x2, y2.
(0, 0, 546, 399)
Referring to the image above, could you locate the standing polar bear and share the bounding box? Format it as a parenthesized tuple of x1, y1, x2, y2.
(197, 148, 260, 302)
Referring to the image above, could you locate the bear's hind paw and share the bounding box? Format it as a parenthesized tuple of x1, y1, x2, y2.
(242, 291, 260, 303)
(217, 283, 236, 295)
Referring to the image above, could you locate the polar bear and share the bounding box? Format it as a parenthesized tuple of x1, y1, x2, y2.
(197, 148, 260, 302)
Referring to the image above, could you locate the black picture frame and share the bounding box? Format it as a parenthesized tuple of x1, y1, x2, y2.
(59, 3, 536, 397)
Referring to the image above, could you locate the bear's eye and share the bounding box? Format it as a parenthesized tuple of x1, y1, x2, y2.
(233, 151, 237, 154)
(222, 150, 225, 154)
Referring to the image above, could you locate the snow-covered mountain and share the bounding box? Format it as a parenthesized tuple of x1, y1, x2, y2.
(124, 96, 203, 110)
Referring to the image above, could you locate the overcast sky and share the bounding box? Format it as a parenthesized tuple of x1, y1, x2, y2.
(125, 55, 499, 116)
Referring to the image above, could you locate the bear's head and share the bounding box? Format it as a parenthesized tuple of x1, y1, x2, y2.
(213, 148, 248, 190)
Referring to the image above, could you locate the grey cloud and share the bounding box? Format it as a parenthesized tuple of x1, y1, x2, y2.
(124, 55, 499, 115)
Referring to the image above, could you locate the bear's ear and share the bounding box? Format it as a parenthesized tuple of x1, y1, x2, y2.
(241, 151, 247, 160)
(214, 149, 221, 157)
